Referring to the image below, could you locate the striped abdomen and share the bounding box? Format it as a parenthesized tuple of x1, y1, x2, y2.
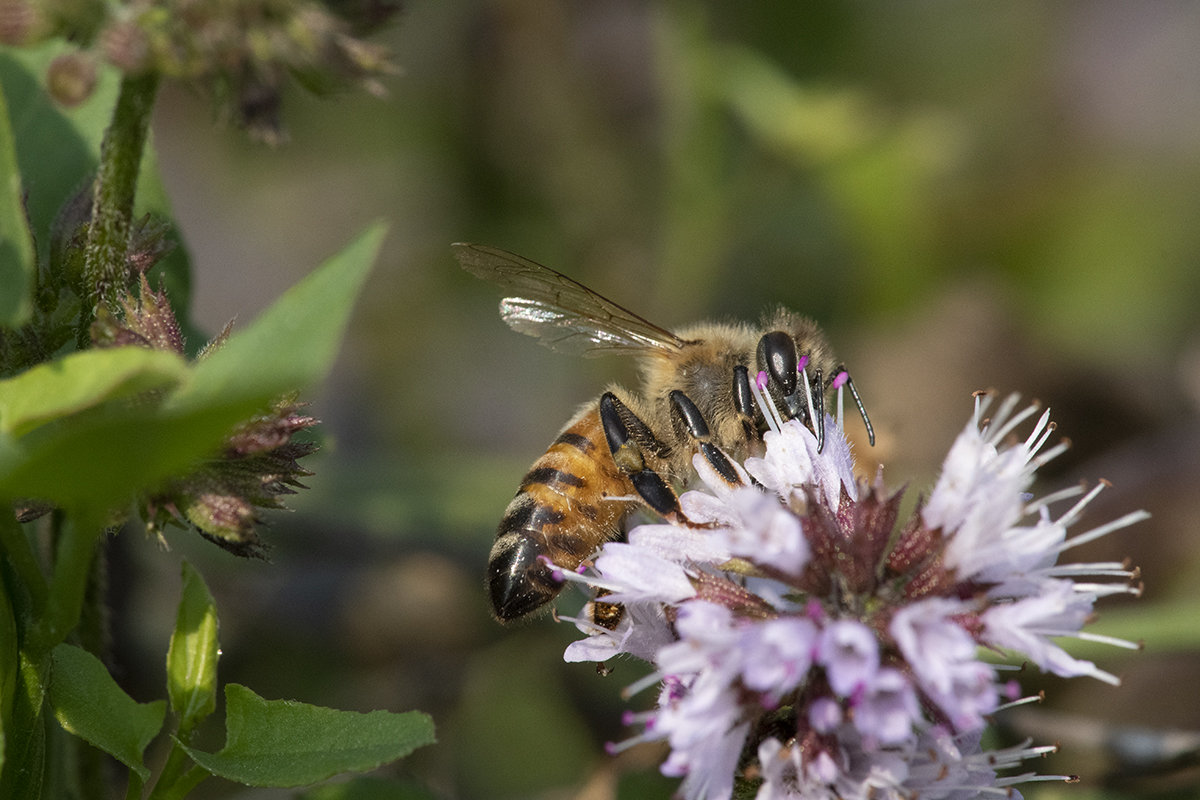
(487, 405, 635, 621)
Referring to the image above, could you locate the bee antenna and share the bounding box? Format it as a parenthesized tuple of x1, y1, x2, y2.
(836, 366, 875, 446)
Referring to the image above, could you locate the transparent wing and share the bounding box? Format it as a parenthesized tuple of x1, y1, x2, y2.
(453, 243, 687, 357)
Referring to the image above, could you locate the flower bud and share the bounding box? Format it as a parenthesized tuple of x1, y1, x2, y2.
(0, 0, 38, 46)
(47, 51, 97, 108)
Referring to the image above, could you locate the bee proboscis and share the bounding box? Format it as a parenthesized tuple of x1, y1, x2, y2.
(455, 243, 873, 622)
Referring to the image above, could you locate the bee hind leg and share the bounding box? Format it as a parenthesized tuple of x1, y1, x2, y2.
(599, 392, 683, 518)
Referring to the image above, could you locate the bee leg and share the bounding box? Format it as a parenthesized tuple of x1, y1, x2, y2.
(668, 389, 743, 486)
(598, 392, 682, 517)
(588, 589, 625, 631)
(732, 365, 757, 441)
(829, 365, 876, 446)
(811, 367, 826, 453)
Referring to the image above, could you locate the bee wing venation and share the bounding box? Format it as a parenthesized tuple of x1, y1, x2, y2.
(498, 297, 674, 356)
(454, 243, 686, 357)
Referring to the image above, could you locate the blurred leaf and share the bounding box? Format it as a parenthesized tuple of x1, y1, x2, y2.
(617, 767, 681, 800)
(0, 76, 35, 328)
(717, 44, 874, 164)
(166, 561, 219, 735)
(0, 389, 257, 509)
(453, 637, 596, 799)
(48, 644, 165, 782)
(0, 347, 187, 437)
(180, 684, 435, 787)
(1022, 170, 1200, 364)
(1084, 597, 1200, 657)
(301, 775, 441, 800)
(0, 43, 118, 251)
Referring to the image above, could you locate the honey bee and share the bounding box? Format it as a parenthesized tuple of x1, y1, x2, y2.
(455, 243, 874, 622)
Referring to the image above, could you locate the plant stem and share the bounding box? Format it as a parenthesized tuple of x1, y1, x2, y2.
(148, 742, 207, 800)
(124, 772, 145, 800)
(0, 511, 47, 615)
(81, 70, 160, 334)
(26, 514, 99, 659)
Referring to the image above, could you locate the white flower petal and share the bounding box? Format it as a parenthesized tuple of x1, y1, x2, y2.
(593, 543, 696, 604)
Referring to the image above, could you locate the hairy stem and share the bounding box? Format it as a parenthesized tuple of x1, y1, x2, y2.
(81, 70, 160, 332)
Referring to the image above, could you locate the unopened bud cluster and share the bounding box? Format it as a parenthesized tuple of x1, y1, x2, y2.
(95, 269, 318, 557)
(5, 0, 399, 141)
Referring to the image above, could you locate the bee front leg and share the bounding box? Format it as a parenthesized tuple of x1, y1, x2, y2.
(668, 390, 743, 487)
(598, 392, 683, 518)
(732, 365, 757, 443)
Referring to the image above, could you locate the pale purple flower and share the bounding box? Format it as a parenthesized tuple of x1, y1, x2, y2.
(852, 668, 921, 745)
(740, 616, 817, 704)
(817, 620, 879, 697)
(982, 578, 1118, 683)
(808, 696, 843, 733)
(587, 541, 696, 605)
(557, 390, 1145, 799)
(743, 415, 858, 509)
(890, 597, 999, 730)
(715, 486, 811, 577)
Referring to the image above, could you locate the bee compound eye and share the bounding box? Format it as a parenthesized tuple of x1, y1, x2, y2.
(757, 331, 798, 396)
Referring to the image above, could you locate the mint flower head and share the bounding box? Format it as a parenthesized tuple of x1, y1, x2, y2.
(94, 274, 318, 557)
(558, 388, 1147, 800)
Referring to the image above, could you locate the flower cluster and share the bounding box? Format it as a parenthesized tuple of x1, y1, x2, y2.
(94, 274, 318, 557)
(559, 390, 1146, 799)
(4, 0, 399, 142)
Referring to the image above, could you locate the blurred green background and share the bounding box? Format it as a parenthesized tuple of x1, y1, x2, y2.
(101, 1, 1200, 798)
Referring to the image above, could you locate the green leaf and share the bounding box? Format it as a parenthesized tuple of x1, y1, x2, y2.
(1, 654, 48, 800)
(0, 224, 384, 510)
(166, 222, 387, 417)
(180, 684, 435, 787)
(0, 75, 36, 328)
(0, 42, 120, 257)
(48, 644, 165, 782)
(166, 561, 218, 734)
(0, 400, 248, 512)
(0, 347, 188, 437)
